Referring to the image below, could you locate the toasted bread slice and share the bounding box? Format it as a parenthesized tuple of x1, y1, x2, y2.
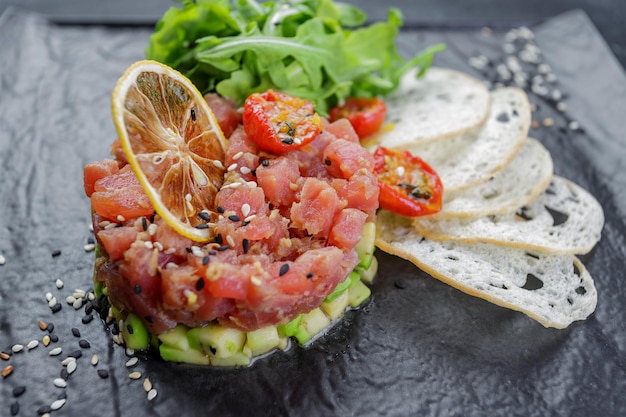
(431, 137, 553, 219)
(375, 210, 598, 329)
(406, 87, 531, 192)
(413, 176, 604, 255)
(371, 67, 491, 149)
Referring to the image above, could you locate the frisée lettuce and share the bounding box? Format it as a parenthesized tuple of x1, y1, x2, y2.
(146, 0, 444, 114)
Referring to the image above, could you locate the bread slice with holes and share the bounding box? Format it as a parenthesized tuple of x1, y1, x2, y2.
(413, 176, 604, 255)
(431, 137, 553, 219)
(405, 87, 531, 193)
(370, 67, 491, 149)
(375, 210, 597, 329)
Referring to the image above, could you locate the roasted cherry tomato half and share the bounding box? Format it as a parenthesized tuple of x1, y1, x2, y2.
(329, 97, 387, 139)
(243, 89, 323, 154)
(373, 147, 443, 217)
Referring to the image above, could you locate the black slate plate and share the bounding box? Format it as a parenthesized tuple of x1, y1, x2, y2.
(1, 7, 625, 417)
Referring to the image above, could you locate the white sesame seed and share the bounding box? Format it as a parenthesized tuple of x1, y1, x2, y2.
(11, 344, 24, 353)
(49, 347, 63, 356)
(129, 371, 142, 380)
(50, 398, 66, 411)
(556, 102, 567, 112)
(113, 334, 123, 345)
(117, 215, 126, 222)
(232, 151, 244, 160)
(45, 292, 53, 302)
(144, 241, 154, 249)
(165, 262, 179, 269)
(104, 222, 118, 230)
(126, 357, 139, 368)
(73, 298, 83, 309)
(212, 159, 225, 169)
(54, 278, 63, 289)
(147, 388, 158, 401)
(148, 223, 158, 236)
(244, 214, 257, 223)
(98, 220, 111, 228)
(0, 254, 6, 266)
(67, 360, 77, 375)
(53, 378, 67, 388)
(227, 163, 238, 172)
(89, 222, 94, 231)
(143, 377, 153, 392)
(48, 298, 58, 308)
(568, 121, 580, 131)
(250, 276, 262, 286)
(241, 203, 251, 217)
(61, 357, 76, 366)
(84, 243, 96, 252)
(226, 235, 235, 247)
(126, 347, 135, 356)
(154, 242, 164, 252)
(240, 166, 251, 175)
(191, 246, 204, 257)
(66, 295, 76, 305)
(164, 248, 176, 255)
(88, 292, 95, 301)
(27, 340, 39, 350)
(74, 289, 86, 297)
(91, 354, 99, 366)
(246, 181, 258, 188)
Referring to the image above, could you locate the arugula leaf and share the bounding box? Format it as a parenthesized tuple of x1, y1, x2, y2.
(146, 0, 444, 113)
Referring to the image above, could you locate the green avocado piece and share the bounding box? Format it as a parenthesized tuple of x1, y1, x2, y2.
(159, 344, 210, 365)
(122, 313, 150, 351)
(355, 221, 376, 269)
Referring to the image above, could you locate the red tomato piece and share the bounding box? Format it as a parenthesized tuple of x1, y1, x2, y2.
(373, 147, 443, 217)
(242, 90, 323, 154)
(329, 97, 387, 139)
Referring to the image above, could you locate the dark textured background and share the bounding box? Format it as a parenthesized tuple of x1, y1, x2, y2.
(0, 2, 625, 417)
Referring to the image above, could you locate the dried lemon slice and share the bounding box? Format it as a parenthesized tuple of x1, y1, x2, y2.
(111, 60, 227, 242)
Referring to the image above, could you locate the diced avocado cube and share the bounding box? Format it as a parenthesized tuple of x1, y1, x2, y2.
(209, 346, 252, 367)
(321, 289, 350, 320)
(122, 313, 150, 351)
(355, 222, 376, 269)
(277, 314, 303, 338)
(300, 308, 331, 341)
(246, 326, 280, 357)
(159, 344, 210, 365)
(158, 324, 190, 351)
(325, 271, 360, 302)
(356, 255, 378, 284)
(348, 279, 371, 307)
(189, 325, 246, 358)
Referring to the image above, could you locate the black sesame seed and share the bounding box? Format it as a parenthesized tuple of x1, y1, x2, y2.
(87, 236, 95, 244)
(12, 386, 26, 397)
(251, 169, 257, 177)
(57, 391, 67, 400)
(228, 215, 241, 222)
(145, 316, 154, 324)
(134, 284, 142, 294)
(261, 159, 269, 167)
(149, 212, 156, 223)
(306, 272, 314, 279)
(79, 339, 91, 349)
(84, 301, 94, 315)
(202, 256, 210, 265)
(195, 224, 209, 229)
(281, 138, 294, 145)
(198, 211, 211, 221)
(191, 108, 196, 121)
(97, 369, 109, 379)
(217, 206, 225, 214)
(185, 247, 193, 253)
(82, 314, 94, 324)
(209, 346, 217, 355)
(126, 324, 134, 335)
(50, 334, 59, 343)
(213, 234, 223, 245)
(51, 250, 62, 257)
(242, 239, 249, 254)
(60, 368, 69, 380)
(241, 220, 250, 227)
(68, 350, 82, 359)
(217, 245, 230, 251)
(279, 264, 290, 276)
(141, 217, 148, 231)
(324, 157, 332, 166)
(37, 405, 52, 415)
(47, 323, 55, 333)
(208, 250, 217, 256)
(496, 112, 510, 123)
(394, 279, 407, 289)
(10, 401, 19, 416)
(196, 277, 205, 291)
(51, 304, 62, 313)
(71, 328, 81, 338)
